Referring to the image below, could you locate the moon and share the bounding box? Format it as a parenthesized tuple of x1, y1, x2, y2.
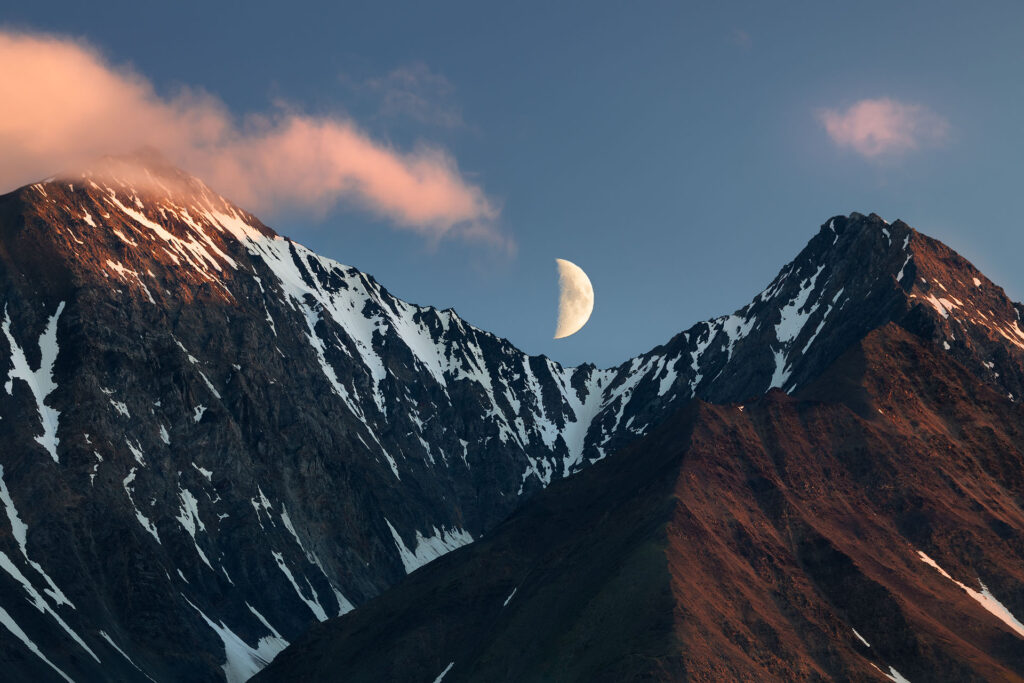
(554, 258, 594, 339)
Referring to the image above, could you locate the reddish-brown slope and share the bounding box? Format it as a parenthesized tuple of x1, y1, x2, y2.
(665, 324, 1024, 681)
(257, 323, 1024, 682)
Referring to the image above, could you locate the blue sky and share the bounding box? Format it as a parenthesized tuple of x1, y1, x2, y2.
(5, 1, 1024, 367)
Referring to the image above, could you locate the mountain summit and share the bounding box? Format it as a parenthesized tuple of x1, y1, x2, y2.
(1, 156, 1023, 680)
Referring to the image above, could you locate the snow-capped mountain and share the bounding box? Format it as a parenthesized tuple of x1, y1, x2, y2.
(258, 322, 1024, 682)
(1, 153, 1023, 681)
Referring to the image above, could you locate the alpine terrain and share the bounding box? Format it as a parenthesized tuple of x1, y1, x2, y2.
(2, 153, 1024, 681)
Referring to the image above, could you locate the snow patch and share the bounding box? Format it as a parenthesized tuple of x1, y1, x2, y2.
(775, 264, 825, 345)
(386, 519, 473, 574)
(871, 663, 911, 683)
(0, 605, 73, 682)
(432, 662, 455, 683)
(122, 468, 160, 542)
(896, 254, 912, 282)
(0, 551, 99, 663)
(99, 631, 156, 681)
(917, 550, 1024, 638)
(271, 551, 328, 621)
(176, 487, 213, 569)
(186, 597, 288, 683)
(126, 438, 145, 466)
(0, 465, 74, 609)
(2, 302, 65, 462)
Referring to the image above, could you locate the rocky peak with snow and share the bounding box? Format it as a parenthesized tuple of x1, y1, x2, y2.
(1, 156, 1023, 680)
(647, 211, 1024, 404)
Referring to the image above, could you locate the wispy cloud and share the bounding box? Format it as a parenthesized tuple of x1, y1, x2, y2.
(818, 98, 949, 158)
(0, 30, 503, 245)
(729, 28, 752, 50)
(361, 63, 464, 128)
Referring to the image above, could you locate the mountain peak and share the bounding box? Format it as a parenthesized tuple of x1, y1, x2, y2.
(4, 155, 283, 304)
(39, 149, 219, 208)
(631, 210, 1024, 416)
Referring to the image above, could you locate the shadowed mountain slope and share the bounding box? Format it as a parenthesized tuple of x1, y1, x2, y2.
(258, 324, 1024, 682)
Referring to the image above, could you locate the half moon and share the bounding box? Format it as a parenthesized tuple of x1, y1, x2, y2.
(554, 258, 594, 339)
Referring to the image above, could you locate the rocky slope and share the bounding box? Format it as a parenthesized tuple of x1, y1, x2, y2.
(258, 323, 1024, 682)
(1, 153, 1023, 680)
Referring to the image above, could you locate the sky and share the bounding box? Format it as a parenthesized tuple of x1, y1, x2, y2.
(3, 1, 1024, 368)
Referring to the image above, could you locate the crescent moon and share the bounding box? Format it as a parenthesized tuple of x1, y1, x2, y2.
(554, 258, 594, 339)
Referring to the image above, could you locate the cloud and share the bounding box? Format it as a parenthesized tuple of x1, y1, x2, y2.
(730, 29, 752, 50)
(818, 98, 949, 158)
(361, 63, 464, 128)
(0, 29, 501, 243)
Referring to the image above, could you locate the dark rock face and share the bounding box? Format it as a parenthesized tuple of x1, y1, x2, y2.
(257, 324, 1024, 682)
(0, 155, 1022, 680)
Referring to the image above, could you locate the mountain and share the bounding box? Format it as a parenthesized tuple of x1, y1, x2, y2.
(1, 152, 1023, 680)
(256, 322, 1024, 682)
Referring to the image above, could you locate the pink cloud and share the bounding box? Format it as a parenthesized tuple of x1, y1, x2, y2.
(818, 98, 949, 158)
(0, 30, 502, 244)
